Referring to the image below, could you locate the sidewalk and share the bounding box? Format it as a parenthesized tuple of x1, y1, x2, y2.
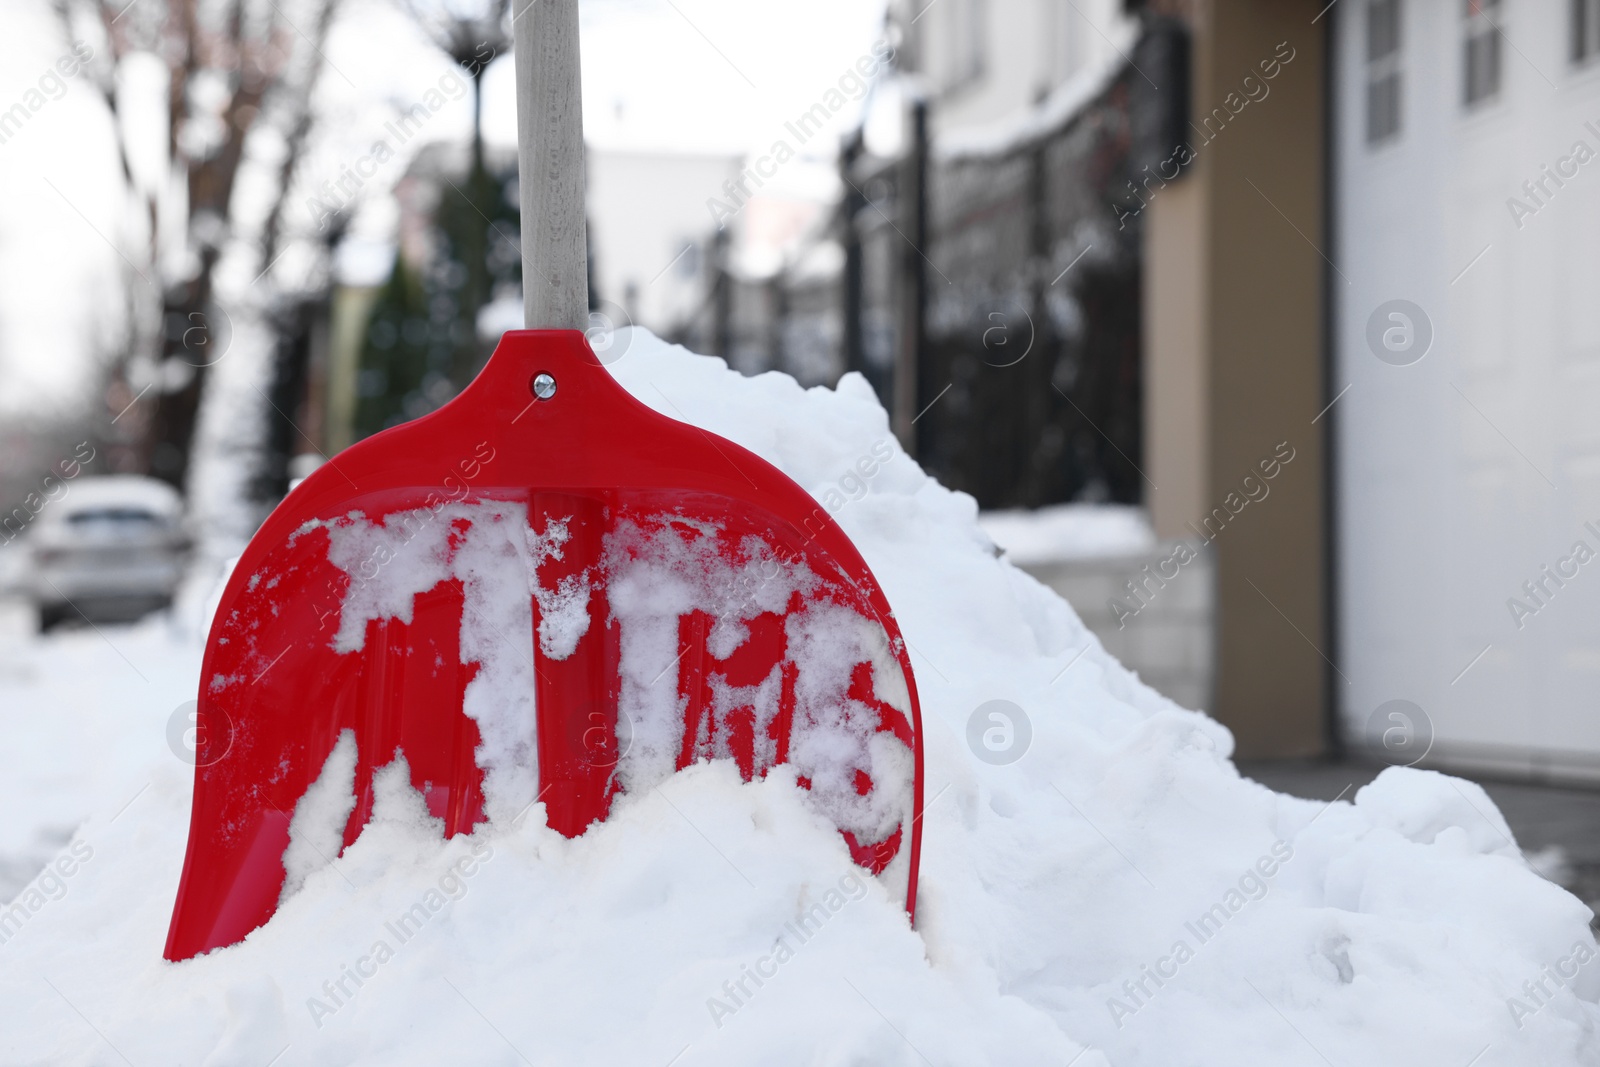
(1239, 759, 1600, 925)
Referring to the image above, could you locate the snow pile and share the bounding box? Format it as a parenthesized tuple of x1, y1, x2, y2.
(978, 502, 1157, 565)
(280, 731, 359, 903)
(2, 329, 1598, 1064)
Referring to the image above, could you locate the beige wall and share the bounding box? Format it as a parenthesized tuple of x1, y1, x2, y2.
(1144, 0, 1328, 758)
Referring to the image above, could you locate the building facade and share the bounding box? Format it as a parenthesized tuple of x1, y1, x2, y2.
(1331, 0, 1600, 779)
(1138, 0, 1600, 773)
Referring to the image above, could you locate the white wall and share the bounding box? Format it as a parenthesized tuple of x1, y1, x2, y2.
(1334, 0, 1600, 779)
(585, 150, 741, 334)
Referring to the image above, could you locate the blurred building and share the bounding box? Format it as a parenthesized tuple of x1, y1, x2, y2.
(1134, 0, 1600, 778)
(586, 149, 743, 338)
(1327, 0, 1600, 780)
(656, 0, 1157, 507)
(889, 0, 1224, 727)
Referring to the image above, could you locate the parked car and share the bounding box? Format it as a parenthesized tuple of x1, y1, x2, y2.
(24, 476, 189, 632)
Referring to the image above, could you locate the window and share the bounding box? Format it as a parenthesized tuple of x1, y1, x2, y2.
(1463, 0, 1503, 105)
(1366, 0, 1402, 144)
(1575, 0, 1600, 63)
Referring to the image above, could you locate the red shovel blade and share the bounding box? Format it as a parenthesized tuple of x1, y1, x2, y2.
(165, 330, 924, 961)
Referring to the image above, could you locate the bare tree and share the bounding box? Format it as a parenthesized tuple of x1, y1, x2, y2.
(402, 0, 508, 167)
(54, 0, 343, 493)
(401, 0, 509, 385)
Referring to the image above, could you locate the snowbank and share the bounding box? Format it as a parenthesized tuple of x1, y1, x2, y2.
(1, 329, 1597, 1065)
(978, 503, 1157, 565)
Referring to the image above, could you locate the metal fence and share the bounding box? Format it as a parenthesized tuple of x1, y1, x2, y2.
(668, 28, 1187, 512)
(913, 78, 1143, 510)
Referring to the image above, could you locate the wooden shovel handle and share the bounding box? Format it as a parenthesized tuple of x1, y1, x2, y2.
(513, 0, 589, 329)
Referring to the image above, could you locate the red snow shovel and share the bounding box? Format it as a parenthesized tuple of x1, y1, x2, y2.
(164, 0, 923, 961)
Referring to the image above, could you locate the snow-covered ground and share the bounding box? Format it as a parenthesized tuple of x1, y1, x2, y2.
(2, 330, 1597, 1065)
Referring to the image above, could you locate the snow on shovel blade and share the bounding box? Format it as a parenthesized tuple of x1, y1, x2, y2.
(164, 330, 925, 961)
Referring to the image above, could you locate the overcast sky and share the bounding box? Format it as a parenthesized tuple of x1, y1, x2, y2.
(0, 0, 887, 412)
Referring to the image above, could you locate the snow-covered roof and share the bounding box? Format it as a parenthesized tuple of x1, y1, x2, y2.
(934, 38, 1134, 162)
